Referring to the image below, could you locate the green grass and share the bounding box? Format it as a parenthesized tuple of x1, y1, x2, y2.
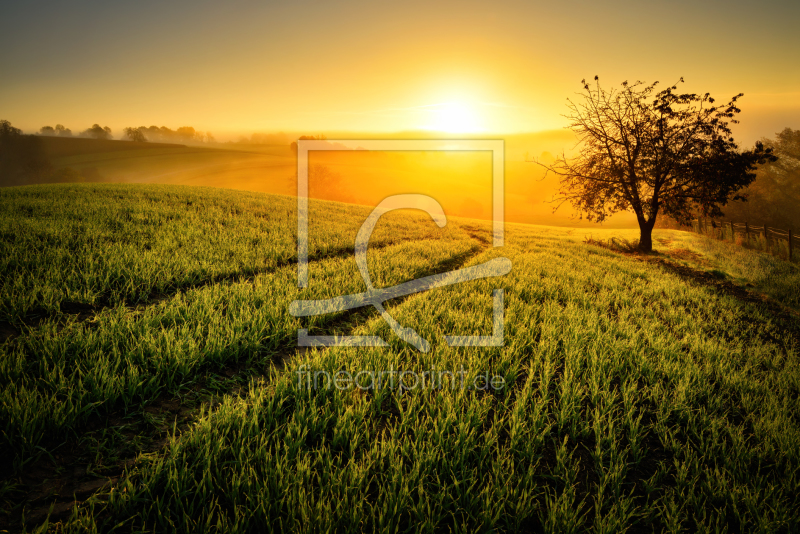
(661, 230, 800, 311)
(1, 184, 799, 532)
(0, 184, 465, 322)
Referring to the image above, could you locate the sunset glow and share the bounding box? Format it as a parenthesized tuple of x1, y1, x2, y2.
(425, 102, 482, 133)
(1, 0, 797, 142)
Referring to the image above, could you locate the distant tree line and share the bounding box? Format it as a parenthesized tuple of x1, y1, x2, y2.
(39, 123, 113, 140)
(122, 125, 214, 144)
(38, 124, 72, 137)
(657, 128, 800, 231)
(720, 128, 800, 230)
(1, 119, 220, 187)
(37, 123, 215, 144)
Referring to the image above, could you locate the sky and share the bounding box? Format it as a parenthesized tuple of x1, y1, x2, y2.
(2, 0, 799, 143)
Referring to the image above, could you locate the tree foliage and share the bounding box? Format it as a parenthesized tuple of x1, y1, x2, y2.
(538, 77, 777, 251)
(123, 127, 147, 143)
(133, 125, 211, 144)
(81, 124, 113, 140)
(55, 124, 72, 137)
(37, 123, 211, 144)
(720, 128, 800, 230)
(39, 124, 72, 137)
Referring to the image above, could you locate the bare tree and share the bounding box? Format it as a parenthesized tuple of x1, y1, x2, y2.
(535, 77, 777, 251)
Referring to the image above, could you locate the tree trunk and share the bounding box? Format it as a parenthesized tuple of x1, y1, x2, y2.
(638, 221, 654, 252)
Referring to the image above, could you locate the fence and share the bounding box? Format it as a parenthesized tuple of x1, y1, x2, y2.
(691, 218, 798, 261)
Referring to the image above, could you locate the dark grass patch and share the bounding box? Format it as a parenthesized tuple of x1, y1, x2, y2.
(0, 351, 294, 532)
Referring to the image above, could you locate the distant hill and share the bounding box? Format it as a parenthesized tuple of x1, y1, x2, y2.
(38, 136, 186, 159)
(33, 136, 296, 197)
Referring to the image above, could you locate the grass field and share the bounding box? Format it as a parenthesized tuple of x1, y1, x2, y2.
(1, 183, 800, 533)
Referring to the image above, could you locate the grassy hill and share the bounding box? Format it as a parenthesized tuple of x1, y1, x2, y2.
(1, 184, 799, 532)
(36, 136, 297, 196)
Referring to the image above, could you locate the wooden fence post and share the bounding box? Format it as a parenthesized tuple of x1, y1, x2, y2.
(764, 225, 769, 253)
(722, 222, 793, 261)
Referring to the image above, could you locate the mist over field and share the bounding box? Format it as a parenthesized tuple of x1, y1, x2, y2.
(9, 128, 639, 228)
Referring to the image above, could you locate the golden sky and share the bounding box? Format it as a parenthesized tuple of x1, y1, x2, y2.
(2, 0, 799, 143)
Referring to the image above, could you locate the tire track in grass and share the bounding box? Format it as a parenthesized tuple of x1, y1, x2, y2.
(267, 230, 492, 379)
(0, 241, 404, 344)
(3, 231, 493, 531)
(302, 239, 489, 338)
(2, 232, 487, 464)
(2, 223, 493, 343)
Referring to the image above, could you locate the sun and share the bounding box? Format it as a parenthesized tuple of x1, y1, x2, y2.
(428, 102, 481, 133)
